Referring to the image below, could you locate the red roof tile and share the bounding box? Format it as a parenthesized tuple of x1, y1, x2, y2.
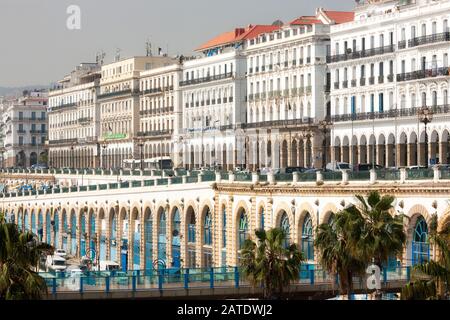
(196, 25, 280, 51)
(290, 16, 322, 25)
(323, 10, 354, 24)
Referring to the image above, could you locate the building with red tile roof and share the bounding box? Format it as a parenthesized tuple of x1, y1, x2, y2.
(196, 25, 281, 52)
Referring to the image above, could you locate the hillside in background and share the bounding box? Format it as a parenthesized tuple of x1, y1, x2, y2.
(0, 85, 50, 98)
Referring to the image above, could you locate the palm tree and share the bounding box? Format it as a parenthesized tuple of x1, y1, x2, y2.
(0, 213, 53, 300)
(401, 214, 450, 300)
(345, 191, 406, 269)
(240, 228, 303, 299)
(315, 211, 366, 299)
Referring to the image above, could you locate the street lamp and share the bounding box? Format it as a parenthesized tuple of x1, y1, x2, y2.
(318, 119, 332, 170)
(418, 106, 433, 168)
(138, 139, 144, 171)
(70, 144, 75, 169)
(101, 142, 107, 169)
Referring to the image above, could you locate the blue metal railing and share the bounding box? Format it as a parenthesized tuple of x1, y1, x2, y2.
(41, 265, 411, 295)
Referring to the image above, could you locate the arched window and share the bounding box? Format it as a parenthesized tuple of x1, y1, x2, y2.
(301, 213, 314, 261)
(204, 209, 212, 246)
(260, 207, 265, 230)
(157, 210, 167, 267)
(412, 217, 429, 265)
(238, 211, 249, 249)
(280, 212, 290, 248)
(221, 206, 227, 267)
(187, 210, 196, 243)
(171, 208, 181, 268)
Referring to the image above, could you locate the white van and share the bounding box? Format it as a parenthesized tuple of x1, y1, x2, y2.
(326, 162, 352, 172)
(46, 255, 67, 272)
(99, 260, 120, 272)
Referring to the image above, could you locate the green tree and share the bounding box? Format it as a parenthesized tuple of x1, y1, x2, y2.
(401, 214, 450, 300)
(315, 211, 366, 299)
(240, 228, 303, 299)
(0, 213, 53, 300)
(315, 191, 406, 299)
(345, 191, 406, 268)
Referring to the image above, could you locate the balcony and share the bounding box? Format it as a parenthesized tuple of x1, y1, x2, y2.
(283, 89, 290, 96)
(143, 87, 162, 95)
(284, 61, 288, 68)
(306, 57, 311, 64)
(378, 75, 384, 84)
(324, 85, 330, 93)
(369, 76, 375, 85)
(387, 74, 394, 82)
(342, 80, 348, 88)
(331, 104, 450, 123)
(351, 79, 357, 87)
(179, 72, 233, 87)
(398, 40, 406, 49)
(137, 129, 173, 137)
(98, 89, 136, 100)
(50, 102, 77, 111)
(29, 129, 45, 134)
(255, 66, 259, 73)
(292, 60, 297, 67)
(242, 117, 314, 130)
(260, 93, 265, 100)
(49, 138, 78, 145)
(269, 64, 273, 71)
(291, 88, 298, 96)
(261, 66, 266, 72)
(305, 86, 312, 94)
(360, 78, 366, 86)
(78, 117, 93, 124)
(326, 45, 395, 63)
(397, 67, 450, 82)
(17, 130, 26, 134)
(249, 68, 253, 74)
(299, 58, 303, 65)
(408, 32, 450, 48)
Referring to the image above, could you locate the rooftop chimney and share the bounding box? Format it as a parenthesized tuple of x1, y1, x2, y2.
(235, 28, 245, 37)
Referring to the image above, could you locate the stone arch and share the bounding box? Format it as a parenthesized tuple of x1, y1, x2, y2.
(320, 203, 338, 224)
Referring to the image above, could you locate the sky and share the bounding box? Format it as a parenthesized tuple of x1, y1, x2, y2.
(0, 0, 353, 87)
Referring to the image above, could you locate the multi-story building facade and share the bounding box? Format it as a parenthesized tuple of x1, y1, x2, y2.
(245, 9, 353, 170)
(98, 56, 176, 169)
(2, 91, 48, 167)
(138, 62, 182, 168)
(48, 63, 101, 169)
(329, 0, 450, 168)
(180, 25, 279, 170)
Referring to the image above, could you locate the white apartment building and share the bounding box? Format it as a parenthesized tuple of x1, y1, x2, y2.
(2, 91, 48, 168)
(138, 62, 182, 168)
(329, 0, 450, 168)
(48, 63, 101, 169)
(245, 9, 353, 170)
(180, 26, 276, 170)
(98, 56, 176, 169)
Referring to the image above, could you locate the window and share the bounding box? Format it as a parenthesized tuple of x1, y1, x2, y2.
(204, 209, 212, 246)
(31, 112, 36, 120)
(301, 213, 314, 260)
(412, 217, 429, 265)
(19, 112, 23, 120)
(280, 212, 290, 248)
(19, 136, 23, 145)
(379, 93, 384, 112)
(238, 211, 248, 249)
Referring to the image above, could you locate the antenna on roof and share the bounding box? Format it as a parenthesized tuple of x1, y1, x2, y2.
(146, 39, 152, 56)
(96, 51, 106, 65)
(115, 48, 121, 62)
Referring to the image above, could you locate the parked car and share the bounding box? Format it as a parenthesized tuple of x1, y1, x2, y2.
(45, 255, 67, 272)
(285, 166, 306, 173)
(353, 164, 384, 171)
(99, 260, 120, 272)
(326, 162, 352, 172)
(31, 163, 48, 170)
(54, 249, 67, 258)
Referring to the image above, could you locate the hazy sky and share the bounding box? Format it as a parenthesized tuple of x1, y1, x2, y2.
(0, 0, 353, 87)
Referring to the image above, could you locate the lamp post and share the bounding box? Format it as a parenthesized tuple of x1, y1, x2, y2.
(138, 139, 144, 171)
(318, 119, 332, 170)
(418, 106, 433, 168)
(70, 144, 74, 169)
(102, 142, 107, 169)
